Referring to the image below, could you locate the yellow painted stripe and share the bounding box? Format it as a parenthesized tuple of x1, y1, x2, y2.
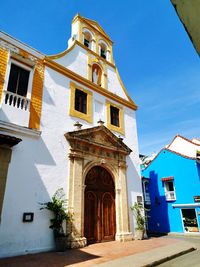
(29, 62, 44, 130)
(0, 48, 8, 102)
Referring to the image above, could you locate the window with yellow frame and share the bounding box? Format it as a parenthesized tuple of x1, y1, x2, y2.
(106, 100, 125, 135)
(69, 82, 93, 123)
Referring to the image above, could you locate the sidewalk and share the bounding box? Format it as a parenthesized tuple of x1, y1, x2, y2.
(0, 237, 196, 267)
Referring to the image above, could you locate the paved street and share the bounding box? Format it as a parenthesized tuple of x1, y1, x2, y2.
(0, 236, 197, 267)
(158, 235, 200, 267)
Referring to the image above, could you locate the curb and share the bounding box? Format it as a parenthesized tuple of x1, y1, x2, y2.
(142, 247, 196, 267)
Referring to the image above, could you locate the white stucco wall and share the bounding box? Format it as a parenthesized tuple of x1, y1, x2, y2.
(0, 20, 141, 256)
(54, 44, 129, 102)
(54, 45, 88, 79)
(168, 136, 200, 158)
(107, 65, 129, 100)
(0, 61, 141, 257)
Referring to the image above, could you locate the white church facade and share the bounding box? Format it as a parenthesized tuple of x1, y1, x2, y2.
(0, 14, 142, 257)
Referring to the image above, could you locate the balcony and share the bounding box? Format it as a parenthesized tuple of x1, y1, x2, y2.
(165, 191, 176, 201)
(144, 192, 151, 204)
(0, 90, 31, 127)
(4, 91, 30, 111)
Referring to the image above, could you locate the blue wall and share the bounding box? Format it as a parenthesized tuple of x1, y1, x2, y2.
(142, 149, 200, 233)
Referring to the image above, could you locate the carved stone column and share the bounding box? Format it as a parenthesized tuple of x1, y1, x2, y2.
(67, 152, 87, 248)
(115, 162, 133, 241)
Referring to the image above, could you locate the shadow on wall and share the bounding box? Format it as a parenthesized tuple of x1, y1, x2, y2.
(196, 162, 200, 182)
(126, 155, 141, 233)
(147, 171, 170, 234)
(0, 133, 60, 256)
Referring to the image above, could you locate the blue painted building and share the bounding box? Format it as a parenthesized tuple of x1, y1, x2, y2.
(142, 135, 200, 234)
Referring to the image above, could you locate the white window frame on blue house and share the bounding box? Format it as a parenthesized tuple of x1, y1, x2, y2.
(162, 177, 176, 201)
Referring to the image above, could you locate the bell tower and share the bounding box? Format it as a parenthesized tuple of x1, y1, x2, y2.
(68, 14, 114, 64)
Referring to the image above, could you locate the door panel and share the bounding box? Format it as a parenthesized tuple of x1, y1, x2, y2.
(84, 191, 97, 243)
(102, 192, 116, 240)
(84, 166, 116, 243)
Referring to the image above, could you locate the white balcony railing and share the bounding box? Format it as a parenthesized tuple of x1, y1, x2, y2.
(144, 192, 151, 204)
(3, 91, 30, 111)
(165, 191, 176, 201)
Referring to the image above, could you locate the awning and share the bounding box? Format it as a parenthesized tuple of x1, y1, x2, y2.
(0, 134, 22, 147)
(161, 176, 174, 182)
(172, 203, 200, 208)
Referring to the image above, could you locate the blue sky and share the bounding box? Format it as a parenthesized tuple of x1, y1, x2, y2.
(1, 0, 200, 155)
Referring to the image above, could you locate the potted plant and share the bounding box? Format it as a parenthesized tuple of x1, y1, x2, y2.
(40, 188, 72, 251)
(131, 202, 148, 240)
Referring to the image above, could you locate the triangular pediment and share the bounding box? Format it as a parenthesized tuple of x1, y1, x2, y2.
(81, 17, 111, 41)
(65, 125, 131, 155)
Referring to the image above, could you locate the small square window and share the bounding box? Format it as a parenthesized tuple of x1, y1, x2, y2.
(110, 106, 119, 127)
(106, 101, 124, 135)
(69, 82, 93, 123)
(137, 196, 143, 205)
(75, 89, 87, 114)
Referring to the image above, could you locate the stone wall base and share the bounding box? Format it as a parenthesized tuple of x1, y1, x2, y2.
(66, 236, 87, 249)
(115, 232, 133, 242)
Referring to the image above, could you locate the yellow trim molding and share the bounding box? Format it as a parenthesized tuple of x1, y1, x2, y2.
(0, 48, 9, 103)
(69, 81, 93, 123)
(47, 40, 115, 68)
(44, 58, 137, 111)
(106, 100, 125, 135)
(29, 62, 44, 130)
(47, 42, 76, 60)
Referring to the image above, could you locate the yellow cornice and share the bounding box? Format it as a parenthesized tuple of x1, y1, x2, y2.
(44, 57, 137, 110)
(46, 40, 115, 68)
(46, 42, 76, 60)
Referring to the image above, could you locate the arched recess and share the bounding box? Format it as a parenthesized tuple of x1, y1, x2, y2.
(92, 63, 102, 86)
(84, 166, 116, 244)
(88, 57, 107, 88)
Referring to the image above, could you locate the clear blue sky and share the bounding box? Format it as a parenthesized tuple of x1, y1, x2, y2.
(1, 0, 200, 155)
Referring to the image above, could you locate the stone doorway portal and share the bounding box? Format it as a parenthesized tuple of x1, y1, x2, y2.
(65, 124, 133, 248)
(84, 166, 116, 244)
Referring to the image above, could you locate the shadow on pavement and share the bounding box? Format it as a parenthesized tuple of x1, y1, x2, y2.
(0, 249, 100, 267)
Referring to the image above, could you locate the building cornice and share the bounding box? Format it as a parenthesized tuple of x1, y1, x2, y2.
(0, 31, 44, 60)
(0, 121, 41, 138)
(44, 57, 138, 110)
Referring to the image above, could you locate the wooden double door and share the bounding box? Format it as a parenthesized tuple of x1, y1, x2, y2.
(84, 166, 116, 244)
